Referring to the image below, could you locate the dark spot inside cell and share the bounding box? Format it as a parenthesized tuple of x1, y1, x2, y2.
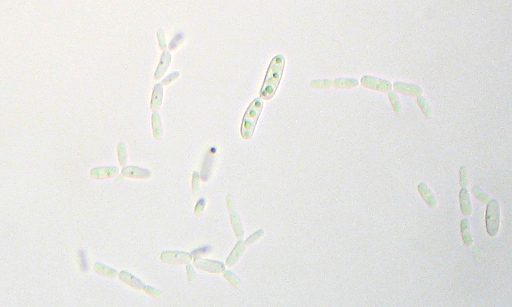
(210, 147, 217, 154)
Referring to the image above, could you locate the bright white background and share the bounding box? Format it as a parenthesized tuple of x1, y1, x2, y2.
(0, 1, 511, 306)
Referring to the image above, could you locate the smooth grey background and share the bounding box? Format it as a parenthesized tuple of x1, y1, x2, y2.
(0, 1, 511, 306)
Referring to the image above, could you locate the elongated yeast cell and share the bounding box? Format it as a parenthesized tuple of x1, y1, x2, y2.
(90, 166, 119, 179)
(259, 55, 285, 100)
(118, 271, 145, 290)
(392, 81, 422, 97)
(191, 171, 200, 195)
(144, 285, 163, 298)
(150, 84, 164, 112)
(93, 262, 117, 278)
(168, 32, 184, 51)
(310, 79, 332, 89)
(151, 112, 163, 139)
(194, 198, 206, 215)
(486, 199, 500, 237)
(460, 219, 474, 246)
(417, 183, 437, 208)
(190, 245, 211, 258)
(161, 71, 180, 86)
(360, 75, 392, 92)
(332, 78, 359, 89)
(199, 146, 217, 181)
(459, 188, 472, 216)
(154, 50, 172, 80)
(223, 270, 241, 288)
(416, 96, 432, 118)
(472, 186, 491, 204)
(161, 250, 192, 264)
(240, 98, 264, 139)
(186, 264, 196, 283)
(78, 250, 89, 272)
(226, 196, 244, 239)
(459, 166, 468, 189)
(193, 258, 225, 273)
(156, 29, 167, 51)
(121, 166, 151, 179)
(245, 229, 264, 246)
(387, 91, 401, 113)
(225, 240, 246, 267)
(117, 142, 128, 167)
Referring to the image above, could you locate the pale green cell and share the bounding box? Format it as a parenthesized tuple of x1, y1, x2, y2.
(460, 219, 474, 246)
(118, 271, 146, 290)
(360, 75, 392, 92)
(245, 229, 264, 246)
(90, 166, 119, 179)
(259, 55, 285, 100)
(225, 240, 246, 268)
(154, 50, 172, 80)
(117, 142, 128, 167)
(240, 98, 264, 139)
(144, 285, 163, 298)
(121, 166, 151, 179)
(93, 262, 118, 278)
(150, 83, 164, 112)
(194, 198, 206, 215)
(156, 29, 167, 51)
(486, 199, 500, 237)
(226, 196, 244, 239)
(417, 183, 437, 208)
(459, 166, 468, 189)
(332, 78, 359, 89)
(151, 112, 163, 139)
(193, 258, 225, 273)
(387, 91, 401, 113)
(416, 96, 432, 118)
(392, 81, 422, 97)
(186, 264, 196, 283)
(223, 270, 241, 288)
(191, 171, 200, 195)
(459, 188, 472, 216)
(161, 250, 192, 264)
(310, 79, 332, 89)
(472, 186, 491, 204)
(200, 146, 217, 181)
(161, 71, 180, 86)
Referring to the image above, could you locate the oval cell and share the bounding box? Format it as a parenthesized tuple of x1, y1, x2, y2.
(223, 270, 241, 288)
(151, 112, 163, 139)
(416, 96, 432, 118)
(360, 75, 392, 92)
(161, 71, 180, 86)
(199, 146, 217, 181)
(392, 81, 422, 97)
(460, 219, 474, 246)
(225, 240, 246, 267)
(259, 55, 285, 100)
(150, 84, 164, 112)
(93, 262, 118, 278)
(459, 166, 468, 189)
(332, 78, 359, 89)
(417, 183, 437, 208)
(161, 250, 192, 264)
(117, 142, 128, 167)
(90, 166, 119, 179)
(486, 199, 500, 237)
(240, 98, 264, 139)
(194, 198, 206, 215)
(310, 79, 332, 89)
(121, 166, 151, 179)
(154, 50, 172, 80)
(144, 285, 163, 298)
(118, 271, 146, 290)
(156, 29, 167, 51)
(193, 258, 225, 273)
(388, 91, 401, 113)
(472, 186, 491, 204)
(245, 229, 264, 246)
(459, 188, 472, 216)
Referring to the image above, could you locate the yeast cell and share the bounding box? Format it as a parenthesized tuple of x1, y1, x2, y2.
(472, 186, 491, 204)
(360, 75, 392, 92)
(226, 196, 244, 239)
(460, 219, 474, 246)
(151, 112, 163, 139)
(144, 285, 163, 298)
(459, 166, 468, 189)
(223, 270, 241, 288)
(118, 270, 146, 290)
(191, 171, 200, 195)
(93, 262, 118, 278)
(194, 198, 206, 215)
(459, 188, 472, 216)
(190, 245, 211, 258)
(117, 142, 128, 167)
(392, 81, 422, 97)
(309, 79, 332, 89)
(150, 84, 164, 112)
(240, 98, 264, 139)
(168, 32, 184, 51)
(259, 55, 285, 100)
(199, 146, 217, 182)
(225, 240, 246, 267)
(387, 91, 401, 113)
(154, 50, 172, 80)
(417, 183, 437, 208)
(90, 166, 119, 179)
(121, 166, 151, 179)
(193, 258, 225, 273)
(332, 78, 359, 89)
(486, 199, 500, 237)
(186, 264, 196, 283)
(161, 250, 192, 264)
(156, 29, 167, 51)
(161, 71, 180, 86)
(78, 250, 89, 272)
(245, 229, 264, 246)
(416, 96, 432, 118)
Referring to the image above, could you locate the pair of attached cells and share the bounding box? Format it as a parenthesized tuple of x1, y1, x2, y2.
(93, 262, 162, 298)
(89, 142, 151, 180)
(191, 146, 217, 215)
(151, 29, 183, 139)
(310, 76, 431, 118)
(240, 55, 285, 139)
